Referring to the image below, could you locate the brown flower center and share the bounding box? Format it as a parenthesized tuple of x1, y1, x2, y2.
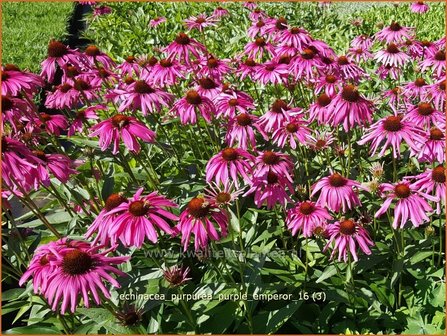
(341, 85, 360, 102)
(62, 249, 93, 275)
(134, 80, 155, 94)
(254, 37, 266, 47)
(271, 99, 289, 113)
(125, 56, 136, 63)
(278, 55, 291, 64)
(439, 81, 445, 91)
(159, 59, 172, 68)
(339, 220, 356, 235)
(328, 173, 347, 187)
(383, 116, 403, 132)
(236, 113, 252, 126)
(315, 139, 326, 149)
(244, 58, 257, 67)
(262, 151, 280, 165)
(275, 17, 288, 30)
(105, 193, 127, 211)
(48, 40, 68, 58)
(216, 192, 231, 203)
(267, 171, 279, 184)
(40, 113, 52, 122)
(111, 114, 131, 128)
(40, 255, 49, 266)
(337, 56, 350, 65)
(265, 64, 276, 71)
(228, 98, 238, 107)
(299, 201, 315, 215)
(73, 79, 90, 91)
(429, 127, 444, 140)
(434, 50, 445, 61)
(32, 150, 47, 161)
(221, 148, 238, 161)
(4, 64, 20, 71)
(285, 122, 298, 133)
(85, 45, 101, 56)
(386, 43, 400, 54)
(317, 93, 331, 107)
(256, 20, 265, 28)
(129, 200, 149, 216)
(66, 65, 79, 78)
(187, 197, 210, 218)
(124, 76, 135, 85)
(432, 166, 446, 183)
(175, 33, 191, 45)
(414, 78, 426, 87)
(199, 78, 218, 90)
(290, 27, 301, 34)
(417, 102, 434, 116)
(185, 90, 202, 105)
(207, 57, 219, 68)
(326, 75, 337, 83)
(122, 312, 140, 326)
(301, 48, 315, 60)
(394, 183, 411, 198)
(196, 17, 206, 24)
(389, 22, 402, 31)
(1, 96, 13, 110)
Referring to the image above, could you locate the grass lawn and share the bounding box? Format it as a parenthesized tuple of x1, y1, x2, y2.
(1, 2, 74, 73)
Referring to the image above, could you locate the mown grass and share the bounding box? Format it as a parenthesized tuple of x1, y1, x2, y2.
(1, 2, 74, 73)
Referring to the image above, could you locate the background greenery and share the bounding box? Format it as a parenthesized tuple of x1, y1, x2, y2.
(1, 1, 74, 72)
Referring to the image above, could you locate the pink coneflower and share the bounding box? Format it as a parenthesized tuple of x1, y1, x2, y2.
(105, 188, 178, 248)
(149, 16, 167, 27)
(118, 80, 173, 116)
(263, 17, 289, 38)
(410, 1, 429, 13)
(358, 115, 425, 158)
(382, 87, 404, 111)
(30, 150, 77, 188)
(336, 56, 367, 82)
(374, 43, 409, 67)
(289, 48, 322, 80)
(117, 56, 141, 77)
(244, 171, 293, 209)
(307, 130, 334, 151)
(419, 48, 446, 77)
(225, 113, 263, 149)
(404, 102, 444, 129)
(68, 104, 102, 136)
(327, 85, 373, 132)
(308, 93, 333, 124)
(351, 35, 373, 49)
(347, 46, 373, 63)
(1, 64, 43, 96)
(402, 77, 429, 100)
(215, 91, 255, 118)
(258, 99, 301, 132)
(195, 77, 221, 99)
(410, 166, 445, 214)
(375, 181, 436, 229)
(196, 56, 232, 81)
(41, 40, 85, 82)
(248, 19, 267, 39)
(35, 113, 68, 136)
(46, 79, 98, 109)
(205, 148, 254, 187)
(213, 6, 230, 18)
(311, 172, 363, 212)
(278, 27, 312, 50)
(2, 95, 36, 126)
(309, 39, 337, 58)
(243, 37, 275, 60)
(84, 45, 116, 69)
(253, 150, 294, 183)
(175, 196, 228, 251)
(427, 78, 445, 111)
(376, 64, 402, 81)
(313, 73, 341, 97)
(253, 60, 288, 85)
(324, 219, 374, 262)
(89, 114, 156, 154)
(165, 32, 206, 64)
(236, 57, 259, 80)
(204, 181, 245, 206)
(415, 127, 445, 163)
(44, 242, 128, 314)
(286, 201, 332, 237)
(171, 90, 215, 124)
(244, 1, 258, 10)
(248, 8, 267, 21)
(146, 58, 185, 87)
(184, 14, 217, 32)
(85, 193, 128, 245)
(271, 116, 313, 149)
(163, 265, 191, 287)
(375, 22, 414, 44)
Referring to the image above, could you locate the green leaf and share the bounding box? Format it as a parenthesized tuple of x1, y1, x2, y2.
(4, 326, 61, 334)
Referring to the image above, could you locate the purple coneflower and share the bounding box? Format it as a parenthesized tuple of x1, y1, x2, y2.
(165, 32, 206, 64)
(410, 1, 429, 13)
(83, 45, 116, 69)
(253, 60, 288, 85)
(286, 201, 332, 237)
(404, 102, 444, 130)
(147, 58, 185, 87)
(171, 90, 216, 124)
(163, 265, 191, 287)
(415, 127, 445, 163)
(374, 43, 409, 67)
(271, 116, 313, 149)
(35, 113, 68, 136)
(225, 113, 263, 149)
(375, 22, 414, 44)
(410, 166, 445, 214)
(204, 182, 245, 207)
(1, 64, 43, 96)
(419, 48, 445, 77)
(215, 91, 255, 119)
(149, 16, 167, 27)
(184, 14, 217, 32)
(258, 99, 301, 132)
